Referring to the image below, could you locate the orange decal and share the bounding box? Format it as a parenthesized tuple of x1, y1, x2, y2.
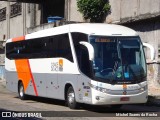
(15, 59, 31, 91)
(123, 84, 127, 89)
(59, 59, 63, 66)
(59, 59, 63, 71)
(27, 60, 38, 96)
(15, 59, 38, 96)
(12, 36, 25, 42)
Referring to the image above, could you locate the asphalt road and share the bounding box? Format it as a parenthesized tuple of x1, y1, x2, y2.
(0, 81, 160, 120)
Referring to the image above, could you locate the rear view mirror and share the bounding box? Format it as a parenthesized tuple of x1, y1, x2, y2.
(79, 41, 94, 60)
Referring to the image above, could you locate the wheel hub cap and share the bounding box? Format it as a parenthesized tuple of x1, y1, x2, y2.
(68, 92, 74, 104)
(20, 86, 23, 97)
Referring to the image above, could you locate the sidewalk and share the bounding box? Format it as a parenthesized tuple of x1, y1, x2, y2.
(148, 84, 160, 97)
(0, 79, 6, 86)
(0, 80, 10, 94)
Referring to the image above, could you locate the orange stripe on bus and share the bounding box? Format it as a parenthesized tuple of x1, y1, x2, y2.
(15, 59, 38, 96)
(15, 59, 32, 92)
(12, 36, 25, 42)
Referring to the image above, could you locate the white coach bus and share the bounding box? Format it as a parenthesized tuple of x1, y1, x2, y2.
(5, 23, 147, 109)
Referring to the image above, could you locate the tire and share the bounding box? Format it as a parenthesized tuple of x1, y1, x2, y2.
(67, 86, 79, 109)
(111, 105, 122, 109)
(18, 82, 26, 100)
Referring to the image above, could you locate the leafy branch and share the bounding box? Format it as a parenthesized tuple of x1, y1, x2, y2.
(77, 0, 111, 22)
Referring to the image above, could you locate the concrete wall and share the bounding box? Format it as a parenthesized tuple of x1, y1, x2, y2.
(66, 0, 84, 22)
(0, 2, 7, 41)
(0, 20, 7, 40)
(35, 4, 41, 26)
(0, 2, 41, 39)
(107, 0, 160, 23)
(9, 3, 23, 38)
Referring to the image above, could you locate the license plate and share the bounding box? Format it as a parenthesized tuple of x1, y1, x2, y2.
(120, 97, 130, 101)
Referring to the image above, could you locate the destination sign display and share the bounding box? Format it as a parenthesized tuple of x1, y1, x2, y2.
(95, 38, 115, 42)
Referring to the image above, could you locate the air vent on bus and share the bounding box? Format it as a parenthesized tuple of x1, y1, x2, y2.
(112, 34, 122, 36)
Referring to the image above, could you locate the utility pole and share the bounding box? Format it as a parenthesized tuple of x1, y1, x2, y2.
(6, 1, 10, 39)
(30, 3, 36, 27)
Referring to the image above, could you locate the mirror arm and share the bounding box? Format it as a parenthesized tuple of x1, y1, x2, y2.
(79, 41, 94, 60)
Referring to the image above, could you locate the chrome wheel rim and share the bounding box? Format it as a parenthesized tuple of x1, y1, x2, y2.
(20, 86, 24, 97)
(68, 92, 74, 104)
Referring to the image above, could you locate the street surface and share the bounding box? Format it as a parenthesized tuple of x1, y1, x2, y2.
(0, 80, 160, 120)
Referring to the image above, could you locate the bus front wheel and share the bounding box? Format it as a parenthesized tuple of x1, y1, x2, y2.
(67, 86, 79, 109)
(18, 82, 26, 100)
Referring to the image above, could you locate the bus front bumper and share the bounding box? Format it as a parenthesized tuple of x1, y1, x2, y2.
(91, 89, 148, 105)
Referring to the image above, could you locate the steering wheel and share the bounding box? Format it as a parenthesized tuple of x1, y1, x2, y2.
(100, 68, 114, 73)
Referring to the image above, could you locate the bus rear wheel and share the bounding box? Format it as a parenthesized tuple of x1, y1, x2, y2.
(18, 82, 26, 100)
(67, 86, 79, 109)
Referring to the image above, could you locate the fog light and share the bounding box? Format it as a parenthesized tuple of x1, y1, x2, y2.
(96, 96, 100, 100)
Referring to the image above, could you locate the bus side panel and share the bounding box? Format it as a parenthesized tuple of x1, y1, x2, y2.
(57, 74, 78, 100)
(26, 73, 58, 99)
(56, 73, 92, 103)
(77, 74, 93, 104)
(32, 74, 46, 97)
(25, 80, 35, 96)
(6, 71, 18, 93)
(46, 73, 58, 99)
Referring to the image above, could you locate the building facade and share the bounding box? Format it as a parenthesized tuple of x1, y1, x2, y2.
(0, 0, 160, 89)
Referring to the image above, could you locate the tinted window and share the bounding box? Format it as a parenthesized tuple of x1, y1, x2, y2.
(71, 32, 93, 77)
(71, 32, 88, 65)
(6, 34, 73, 62)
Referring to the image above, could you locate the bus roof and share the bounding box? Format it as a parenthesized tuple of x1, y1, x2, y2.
(8, 23, 138, 42)
(69, 23, 138, 36)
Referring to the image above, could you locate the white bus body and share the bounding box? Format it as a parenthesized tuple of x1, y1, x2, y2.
(5, 23, 148, 109)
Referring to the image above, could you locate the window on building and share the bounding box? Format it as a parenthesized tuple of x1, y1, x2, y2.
(28, 3, 30, 13)
(10, 3, 22, 18)
(158, 46, 160, 61)
(0, 8, 6, 22)
(38, 4, 41, 10)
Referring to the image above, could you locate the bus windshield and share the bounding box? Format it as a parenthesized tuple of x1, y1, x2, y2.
(89, 36, 147, 84)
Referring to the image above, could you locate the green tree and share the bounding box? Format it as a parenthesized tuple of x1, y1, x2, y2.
(77, 0, 111, 23)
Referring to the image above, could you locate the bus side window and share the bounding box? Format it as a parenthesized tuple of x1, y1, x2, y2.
(79, 45, 92, 78)
(46, 37, 58, 58)
(71, 32, 93, 78)
(57, 34, 73, 62)
(71, 32, 88, 63)
(6, 33, 73, 60)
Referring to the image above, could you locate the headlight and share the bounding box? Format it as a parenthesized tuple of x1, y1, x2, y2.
(88, 83, 110, 94)
(139, 85, 147, 92)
